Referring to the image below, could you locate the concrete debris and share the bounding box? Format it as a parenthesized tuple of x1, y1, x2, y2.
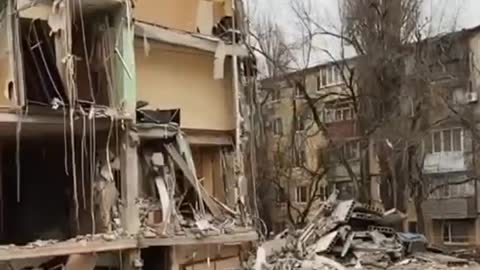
(135, 132, 250, 240)
(247, 191, 478, 270)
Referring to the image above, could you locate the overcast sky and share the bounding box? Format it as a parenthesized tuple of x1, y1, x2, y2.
(248, 0, 480, 29)
(247, 0, 480, 70)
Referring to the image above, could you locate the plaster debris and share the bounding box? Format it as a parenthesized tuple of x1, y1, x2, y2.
(247, 191, 478, 270)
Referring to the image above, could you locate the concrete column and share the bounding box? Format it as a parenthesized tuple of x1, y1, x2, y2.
(120, 122, 140, 235)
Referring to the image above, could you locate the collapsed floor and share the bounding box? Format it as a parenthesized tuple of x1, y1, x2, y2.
(248, 191, 478, 270)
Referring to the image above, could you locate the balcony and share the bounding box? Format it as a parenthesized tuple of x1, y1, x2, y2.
(422, 197, 476, 219)
(423, 152, 466, 174)
(326, 120, 358, 139)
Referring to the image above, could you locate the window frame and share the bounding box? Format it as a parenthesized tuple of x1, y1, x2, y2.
(294, 147, 306, 168)
(296, 115, 305, 131)
(295, 185, 309, 204)
(342, 140, 360, 160)
(324, 105, 355, 123)
(317, 66, 344, 90)
(442, 220, 471, 245)
(271, 89, 281, 102)
(272, 118, 283, 136)
(424, 128, 463, 154)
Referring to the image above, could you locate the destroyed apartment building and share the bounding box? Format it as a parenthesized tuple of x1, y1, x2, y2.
(0, 0, 256, 269)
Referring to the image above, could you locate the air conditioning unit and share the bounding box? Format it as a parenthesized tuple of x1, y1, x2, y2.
(466, 91, 478, 103)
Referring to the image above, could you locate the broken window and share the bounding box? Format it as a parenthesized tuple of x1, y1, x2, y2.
(14, 1, 123, 109)
(442, 219, 472, 244)
(0, 134, 119, 245)
(0, 4, 17, 107)
(296, 185, 309, 203)
(20, 18, 67, 106)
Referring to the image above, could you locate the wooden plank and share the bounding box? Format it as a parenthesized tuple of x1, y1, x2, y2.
(202, 149, 214, 196)
(212, 149, 226, 201)
(0, 239, 137, 261)
(165, 144, 222, 217)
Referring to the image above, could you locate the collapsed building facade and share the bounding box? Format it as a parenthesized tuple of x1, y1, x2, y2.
(0, 0, 256, 269)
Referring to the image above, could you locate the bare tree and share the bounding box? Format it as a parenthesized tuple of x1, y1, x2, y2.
(247, 0, 469, 234)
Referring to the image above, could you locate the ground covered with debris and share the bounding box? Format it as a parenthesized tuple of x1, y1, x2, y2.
(248, 191, 479, 270)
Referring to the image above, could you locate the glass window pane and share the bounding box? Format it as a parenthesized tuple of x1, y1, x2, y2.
(453, 129, 462, 151)
(443, 222, 450, 242)
(433, 132, 441, 152)
(335, 110, 342, 121)
(451, 221, 469, 242)
(321, 70, 327, 86)
(325, 110, 332, 122)
(424, 134, 432, 154)
(443, 130, 452, 152)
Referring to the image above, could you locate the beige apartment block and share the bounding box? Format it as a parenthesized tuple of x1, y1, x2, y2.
(0, 0, 255, 269)
(261, 25, 480, 251)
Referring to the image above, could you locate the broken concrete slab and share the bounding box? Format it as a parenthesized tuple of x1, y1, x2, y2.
(247, 190, 477, 270)
(331, 200, 355, 223)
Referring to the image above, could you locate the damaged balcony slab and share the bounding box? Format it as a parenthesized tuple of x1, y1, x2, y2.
(0, 237, 137, 261)
(139, 230, 257, 247)
(135, 21, 248, 55)
(135, 21, 221, 53)
(0, 111, 119, 137)
(0, 231, 257, 262)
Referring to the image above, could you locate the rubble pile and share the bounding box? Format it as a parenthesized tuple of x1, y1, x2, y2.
(250, 191, 477, 270)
